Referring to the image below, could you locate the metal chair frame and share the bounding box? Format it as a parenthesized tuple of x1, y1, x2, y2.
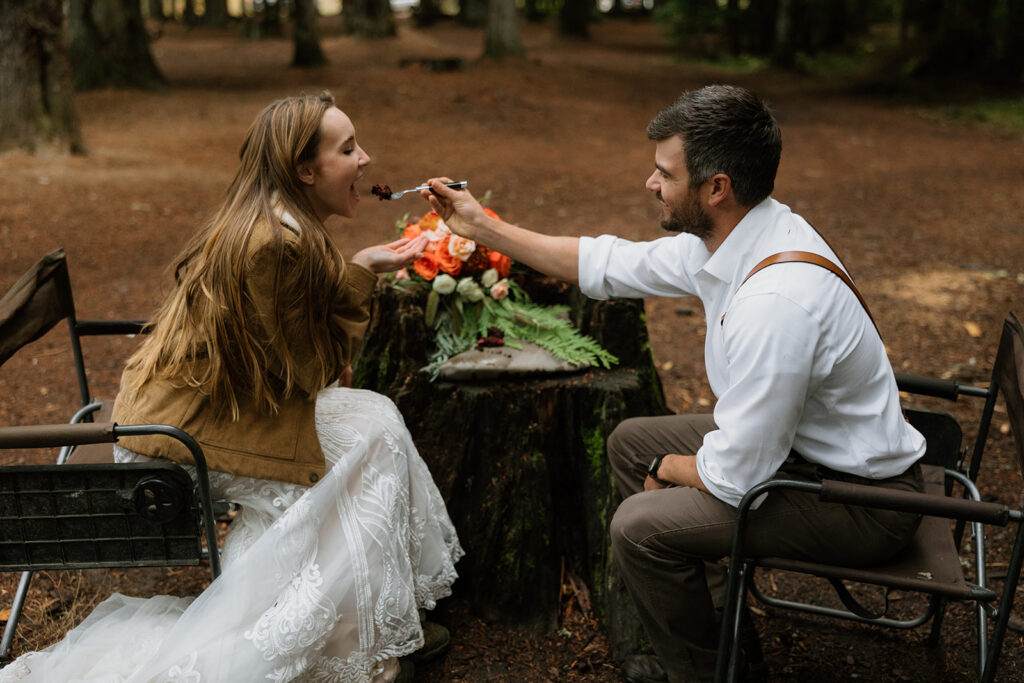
(715, 312, 1024, 683)
(0, 422, 222, 665)
(0, 250, 219, 666)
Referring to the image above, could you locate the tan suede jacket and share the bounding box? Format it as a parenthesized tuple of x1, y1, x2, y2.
(112, 218, 378, 486)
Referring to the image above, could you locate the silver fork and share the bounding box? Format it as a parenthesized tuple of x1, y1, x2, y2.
(381, 180, 467, 200)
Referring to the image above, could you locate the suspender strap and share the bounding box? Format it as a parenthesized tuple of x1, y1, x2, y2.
(741, 250, 881, 339)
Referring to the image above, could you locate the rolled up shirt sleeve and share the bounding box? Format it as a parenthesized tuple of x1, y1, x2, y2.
(578, 234, 702, 300)
(696, 293, 822, 508)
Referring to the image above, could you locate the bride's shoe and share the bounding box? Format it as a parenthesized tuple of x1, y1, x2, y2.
(409, 621, 451, 663)
(394, 658, 416, 683)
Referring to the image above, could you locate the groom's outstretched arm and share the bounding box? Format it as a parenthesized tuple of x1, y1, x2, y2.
(422, 177, 580, 284)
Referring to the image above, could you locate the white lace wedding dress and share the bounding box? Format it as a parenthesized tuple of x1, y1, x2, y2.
(0, 388, 463, 683)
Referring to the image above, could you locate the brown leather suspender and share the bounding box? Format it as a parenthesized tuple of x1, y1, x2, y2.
(738, 250, 881, 338)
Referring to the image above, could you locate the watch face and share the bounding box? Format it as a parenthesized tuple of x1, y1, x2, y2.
(648, 455, 662, 476)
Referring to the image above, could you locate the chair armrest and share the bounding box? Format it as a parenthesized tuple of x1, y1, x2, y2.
(74, 319, 148, 336)
(819, 478, 1010, 526)
(895, 372, 962, 400)
(895, 372, 991, 400)
(0, 422, 116, 448)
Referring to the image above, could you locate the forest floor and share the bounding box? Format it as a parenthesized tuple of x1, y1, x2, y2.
(2, 13, 1024, 682)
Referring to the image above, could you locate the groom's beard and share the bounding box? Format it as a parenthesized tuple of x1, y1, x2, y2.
(661, 191, 713, 240)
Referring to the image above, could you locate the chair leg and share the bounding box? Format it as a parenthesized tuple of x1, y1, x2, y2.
(0, 571, 33, 665)
(716, 562, 752, 683)
(980, 521, 1024, 683)
(926, 596, 947, 646)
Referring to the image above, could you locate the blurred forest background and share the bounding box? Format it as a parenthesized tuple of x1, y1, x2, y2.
(1, 0, 1022, 155)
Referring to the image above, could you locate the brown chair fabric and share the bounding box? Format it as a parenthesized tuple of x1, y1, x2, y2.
(756, 464, 979, 600)
(0, 249, 74, 367)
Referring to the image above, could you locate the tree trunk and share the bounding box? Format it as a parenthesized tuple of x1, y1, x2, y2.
(146, 0, 165, 21)
(255, 0, 286, 38)
(822, 0, 847, 48)
(483, 0, 524, 59)
(459, 0, 487, 28)
(772, 0, 796, 67)
(724, 0, 741, 54)
(906, 0, 998, 79)
(996, 0, 1024, 84)
(292, 0, 326, 67)
(413, 0, 443, 27)
(745, 0, 778, 55)
(523, 0, 544, 23)
(203, 0, 230, 27)
(352, 269, 663, 651)
(183, 0, 199, 26)
(559, 0, 590, 39)
(0, 0, 85, 155)
(68, 0, 165, 91)
(343, 0, 396, 38)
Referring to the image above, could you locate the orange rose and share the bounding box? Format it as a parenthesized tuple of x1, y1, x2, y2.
(430, 237, 464, 276)
(483, 208, 501, 221)
(489, 250, 511, 278)
(402, 223, 422, 241)
(413, 256, 439, 280)
(418, 211, 441, 232)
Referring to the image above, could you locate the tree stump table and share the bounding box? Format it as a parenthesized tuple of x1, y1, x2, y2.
(352, 269, 669, 657)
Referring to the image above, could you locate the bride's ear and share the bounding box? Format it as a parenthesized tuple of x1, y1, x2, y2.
(296, 163, 315, 186)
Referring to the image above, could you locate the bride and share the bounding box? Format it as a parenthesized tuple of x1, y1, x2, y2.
(0, 92, 462, 683)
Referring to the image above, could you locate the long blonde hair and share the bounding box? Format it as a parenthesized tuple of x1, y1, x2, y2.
(126, 92, 349, 418)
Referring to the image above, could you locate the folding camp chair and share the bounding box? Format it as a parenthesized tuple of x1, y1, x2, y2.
(0, 423, 222, 666)
(0, 250, 221, 666)
(715, 311, 1024, 683)
(0, 248, 147, 423)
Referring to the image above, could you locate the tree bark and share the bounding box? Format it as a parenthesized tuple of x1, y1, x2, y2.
(413, 0, 443, 27)
(0, 0, 85, 155)
(146, 0, 166, 21)
(772, 0, 796, 67)
(459, 0, 487, 27)
(203, 0, 231, 27)
(484, 0, 524, 59)
(353, 270, 663, 651)
(68, 0, 165, 91)
(343, 0, 396, 38)
(559, 0, 590, 39)
(292, 0, 326, 67)
(996, 0, 1024, 84)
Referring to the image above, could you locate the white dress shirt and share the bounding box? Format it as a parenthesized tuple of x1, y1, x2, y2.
(578, 198, 925, 507)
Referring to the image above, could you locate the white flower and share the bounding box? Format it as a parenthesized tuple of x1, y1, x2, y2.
(456, 277, 485, 302)
(490, 278, 509, 300)
(432, 273, 457, 295)
(448, 235, 477, 262)
(480, 268, 500, 288)
(435, 219, 452, 237)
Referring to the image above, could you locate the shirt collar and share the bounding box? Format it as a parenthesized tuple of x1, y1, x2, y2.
(698, 198, 775, 284)
(270, 192, 301, 234)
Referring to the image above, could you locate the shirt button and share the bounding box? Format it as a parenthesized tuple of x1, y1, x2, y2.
(309, 473, 320, 483)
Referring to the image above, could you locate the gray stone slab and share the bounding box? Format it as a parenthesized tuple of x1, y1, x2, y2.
(436, 341, 584, 381)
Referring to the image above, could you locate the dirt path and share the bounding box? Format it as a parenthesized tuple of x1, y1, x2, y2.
(1, 15, 1023, 681)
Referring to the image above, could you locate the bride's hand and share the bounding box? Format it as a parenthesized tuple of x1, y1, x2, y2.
(351, 235, 428, 274)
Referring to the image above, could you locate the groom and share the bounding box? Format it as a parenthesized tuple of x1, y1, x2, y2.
(421, 84, 926, 682)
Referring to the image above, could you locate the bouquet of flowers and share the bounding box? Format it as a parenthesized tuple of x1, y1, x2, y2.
(392, 207, 618, 378)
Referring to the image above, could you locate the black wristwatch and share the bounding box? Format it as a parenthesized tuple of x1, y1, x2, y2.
(647, 453, 668, 482)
